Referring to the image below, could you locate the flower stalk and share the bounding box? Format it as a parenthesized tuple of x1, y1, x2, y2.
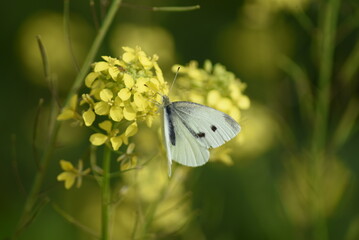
(101, 146, 112, 240)
(311, 0, 341, 240)
(15, 0, 122, 236)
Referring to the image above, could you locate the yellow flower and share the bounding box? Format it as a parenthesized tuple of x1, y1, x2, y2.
(171, 60, 250, 164)
(57, 95, 80, 121)
(82, 108, 95, 126)
(173, 60, 250, 124)
(122, 46, 154, 69)
(94, 56, 125, 80)
(89, 120, 124, 151)
(118, 143, 137, 171)
(57, 160, 90, 189)
(81, 46, 169, 155)
(94, 89, 123, 122)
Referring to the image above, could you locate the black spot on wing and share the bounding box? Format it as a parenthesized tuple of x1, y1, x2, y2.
(211, 125, 217, 132)
(177, 116, 206, 139)
(166, 106, 176, 145)
(197, 132, 205, 138)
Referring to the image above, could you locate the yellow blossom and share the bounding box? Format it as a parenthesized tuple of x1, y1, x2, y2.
(125, 122, 138, 137)
(172, 60, 250, 164)
(89, 120, 124, 150)
(57, 160, 90, 189)
(85, 72, 100, 88)
(57, 95, 79, 120)
(82, 108, 95, 126)
(81, 46, 168, 155)
(118, 143, 137, 171)
(94, 56, 125, 81)
(94, 89, 123, 122)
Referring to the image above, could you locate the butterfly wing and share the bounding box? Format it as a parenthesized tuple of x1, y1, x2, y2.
(163, 103, 210, 176)
(171, 101, 241, 149)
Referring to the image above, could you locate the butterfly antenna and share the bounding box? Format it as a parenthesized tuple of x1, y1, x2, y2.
(169, 67, 180, 93)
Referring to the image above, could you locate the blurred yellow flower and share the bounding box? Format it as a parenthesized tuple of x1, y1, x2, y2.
(57, 95, 80, 121)
(280, 156, 350, 226)
(172, 60, 250, 164)
(57, 160, 90, 189)
(109, 24, 176, 70)
(118, 143, 137, 171)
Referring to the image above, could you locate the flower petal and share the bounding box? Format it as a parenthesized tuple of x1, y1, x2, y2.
(60, 160, 74, 171)
(110, 106, 123, 122)
(99, 89, 114, 102)
(136, 77, 148, 93)
(83, 109, 95, 126)
(89, 133, 108, 146)
(57, 109, 75, 121)
(139, 55, 153, 69)
(123, 73, 134, 88)
(110, 136, 123, 151)
(109, 66, 120, 80)
(121, 134, 129, 145)
(123, 52, 135, 63)
(94, 61, 109, 72)
(125, 122, 138, 137)
(57, 172, 76, 189)
(118, 88, 131, 101)
(94, 101, 110, 115)
(238, 95, 250, 109)
(134, 93, 147, 110)
(99, 120, 112, 133)
(85, 72, 99, 88)
(126, 143, 135, 154)
(123, 105, 136, 121)
(69, 94, 78, 110)
(217, 98, 233, 112)
(154, 62, 165, 84)
(207, 90, 221, 106)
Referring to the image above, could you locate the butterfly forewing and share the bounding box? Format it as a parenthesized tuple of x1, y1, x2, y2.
(162, 96, 241, 177)
(171, 101, 241, 149)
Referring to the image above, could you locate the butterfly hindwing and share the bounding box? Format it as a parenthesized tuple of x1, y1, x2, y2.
(171, 101, 241, 149)
(164, 104, 209, 176)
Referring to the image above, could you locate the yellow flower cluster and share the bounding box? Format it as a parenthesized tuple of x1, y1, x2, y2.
(173, 60, 250, 123)
(81, 46, 168, 151)
(172, 60, 250, 164)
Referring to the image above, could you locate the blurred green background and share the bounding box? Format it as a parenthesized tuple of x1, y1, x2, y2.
(2, 0, 359, 239)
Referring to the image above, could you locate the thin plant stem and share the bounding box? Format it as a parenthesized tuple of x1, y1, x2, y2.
(51, 202, 100, 239)
(311, 0, 341, 240)
(14, 0, 122, 237)
(64, 0, 122, 106)
(101, 147, 112, 240)
(152, 5, 200, 12)
(313, 0, 340, 152)
(63, 0, 80, 72)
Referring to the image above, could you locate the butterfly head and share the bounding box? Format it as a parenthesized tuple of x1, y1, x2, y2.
(162, 95, 171, 107)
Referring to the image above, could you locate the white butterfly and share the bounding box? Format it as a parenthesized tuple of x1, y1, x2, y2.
(162, 95, 241, 176)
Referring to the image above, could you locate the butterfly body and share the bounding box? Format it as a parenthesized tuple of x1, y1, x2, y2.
(162, 95, 241, 176)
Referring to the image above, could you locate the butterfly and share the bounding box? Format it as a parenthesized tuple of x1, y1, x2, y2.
(162, 95, 241, 176)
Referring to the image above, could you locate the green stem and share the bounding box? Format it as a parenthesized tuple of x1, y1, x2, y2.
(313, 0, 340, 152)
(152, 5, 200, 12)
(64, 0, 123, 106)
(14, 0, 122, 237)
(311, 0, 341, 240)
(101, 147, 112, 240)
